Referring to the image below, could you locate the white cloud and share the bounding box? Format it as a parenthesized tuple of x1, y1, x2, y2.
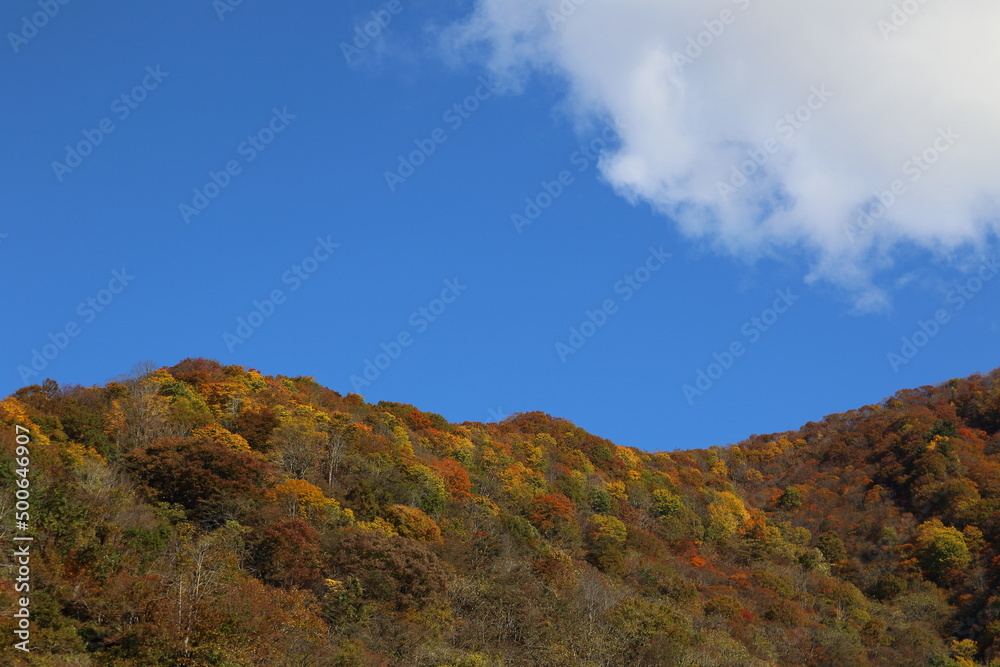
(446, 0, 1000, 309)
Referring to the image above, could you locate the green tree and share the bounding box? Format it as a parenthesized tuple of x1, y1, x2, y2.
(589, 487, 613, 513)
(777, 486, 803, 510)
(816, 531, 847, 564)
(651, 488, 683, 519)
(586, 514, 628, 573)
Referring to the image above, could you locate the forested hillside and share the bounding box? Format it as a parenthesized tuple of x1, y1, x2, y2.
(2, 359, 999, 666)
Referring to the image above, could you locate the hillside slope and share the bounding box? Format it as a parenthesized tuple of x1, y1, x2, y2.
(1, 359, 999, 666)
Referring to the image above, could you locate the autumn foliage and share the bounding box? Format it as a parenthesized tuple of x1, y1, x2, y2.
(3, 360, 1000, 665)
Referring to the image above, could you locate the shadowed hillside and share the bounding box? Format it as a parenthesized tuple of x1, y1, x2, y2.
(2, 359, 999, 666)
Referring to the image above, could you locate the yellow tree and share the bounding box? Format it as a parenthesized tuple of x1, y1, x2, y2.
(704, 491, 750, 542)
(106, 367, 179, 453)
(385, 504, 443, 542)
(915, 519, 972, 582)
(264, 478, 353, 527)
(266, 411, 329, 478)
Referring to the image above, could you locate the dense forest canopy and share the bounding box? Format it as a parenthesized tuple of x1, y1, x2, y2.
(2, 358, 1000, 665)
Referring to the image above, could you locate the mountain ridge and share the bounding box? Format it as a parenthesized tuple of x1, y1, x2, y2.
(1, 358, 999, 666)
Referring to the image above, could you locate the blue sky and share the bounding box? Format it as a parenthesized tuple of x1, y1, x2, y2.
(3, 0, 998, 452)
